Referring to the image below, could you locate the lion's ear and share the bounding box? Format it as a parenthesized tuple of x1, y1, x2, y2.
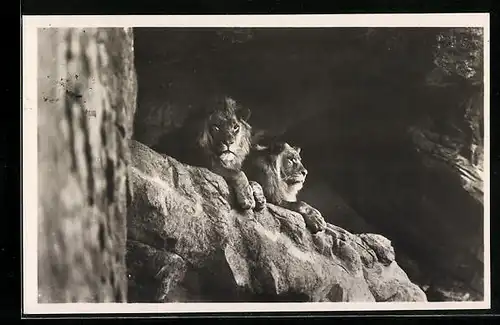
(269, 142, 286, 155)
(253, 144, 269, 151)
(237, 106, 252, 122)
(294, 146, 301, 154)
(224, 96, 237, 108)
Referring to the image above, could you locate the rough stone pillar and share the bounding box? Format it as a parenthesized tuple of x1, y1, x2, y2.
(37, 27, 137, 303)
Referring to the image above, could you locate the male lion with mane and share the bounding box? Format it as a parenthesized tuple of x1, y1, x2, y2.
(244, 140, 327, 233)
(153, 95, 266, 211)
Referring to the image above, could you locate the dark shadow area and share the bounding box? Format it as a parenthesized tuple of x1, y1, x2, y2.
(131, 27, 484, 301)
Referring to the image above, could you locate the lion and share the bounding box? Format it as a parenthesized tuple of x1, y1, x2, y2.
(243, 140, 327, 233)
(153, 95, 266, 211)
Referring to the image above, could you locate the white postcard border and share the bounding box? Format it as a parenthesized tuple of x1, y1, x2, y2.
(22, 13, 491, 315)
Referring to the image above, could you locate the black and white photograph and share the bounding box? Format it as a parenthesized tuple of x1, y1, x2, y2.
(22, 14, 490, 314)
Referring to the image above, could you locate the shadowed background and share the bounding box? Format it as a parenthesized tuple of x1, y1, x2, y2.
(131, 27, 484, 301)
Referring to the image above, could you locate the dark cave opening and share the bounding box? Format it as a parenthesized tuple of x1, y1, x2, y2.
(131, 27, 484, 301)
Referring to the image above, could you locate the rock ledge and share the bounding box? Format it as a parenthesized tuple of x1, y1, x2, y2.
(126, 140, 427, 303)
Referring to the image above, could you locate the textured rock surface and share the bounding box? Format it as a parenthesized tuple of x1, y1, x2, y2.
(37, 27, 137, 302)
(126, 140, 427, 303)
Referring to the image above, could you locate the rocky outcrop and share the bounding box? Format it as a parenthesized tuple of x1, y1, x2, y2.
(37, 27, 137, 302)
(409, 123, 483, 205)
(126, 140, 427, 302)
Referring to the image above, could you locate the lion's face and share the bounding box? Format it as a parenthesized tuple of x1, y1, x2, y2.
(249, 140, 308, 202)
(208, 112, 249, 167)
(277, 143, 308, 193)
(198, 96, 252, 171)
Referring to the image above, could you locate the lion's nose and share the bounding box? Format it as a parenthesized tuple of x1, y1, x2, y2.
(301, 169, 308, 177)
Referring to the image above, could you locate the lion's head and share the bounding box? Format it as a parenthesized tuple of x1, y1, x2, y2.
(196, 96, 253, 172)
(248, 141, 308, 203)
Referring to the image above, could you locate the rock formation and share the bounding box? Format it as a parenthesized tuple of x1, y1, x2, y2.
(37, 27, 136, 302)
(126, 140, 427, 302)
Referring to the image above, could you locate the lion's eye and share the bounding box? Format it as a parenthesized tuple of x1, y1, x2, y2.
(233, 124, 240, 132)
(287, 158, 293, 165)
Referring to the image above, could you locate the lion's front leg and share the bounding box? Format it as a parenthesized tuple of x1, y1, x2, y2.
(282, 201, 326, 234)
(297, 201, 327, 234)
(225, 171, 255, 210)
(249, 180, 266, 211)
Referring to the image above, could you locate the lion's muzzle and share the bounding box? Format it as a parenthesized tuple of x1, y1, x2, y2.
(283, 167, 308, 185)
(284, 175, 306, 185)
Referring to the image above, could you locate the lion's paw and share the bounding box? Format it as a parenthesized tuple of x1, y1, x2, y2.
(302, 206, 327, 234)
(249, 181, 266, 211)
(235, 184, 256, 210)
